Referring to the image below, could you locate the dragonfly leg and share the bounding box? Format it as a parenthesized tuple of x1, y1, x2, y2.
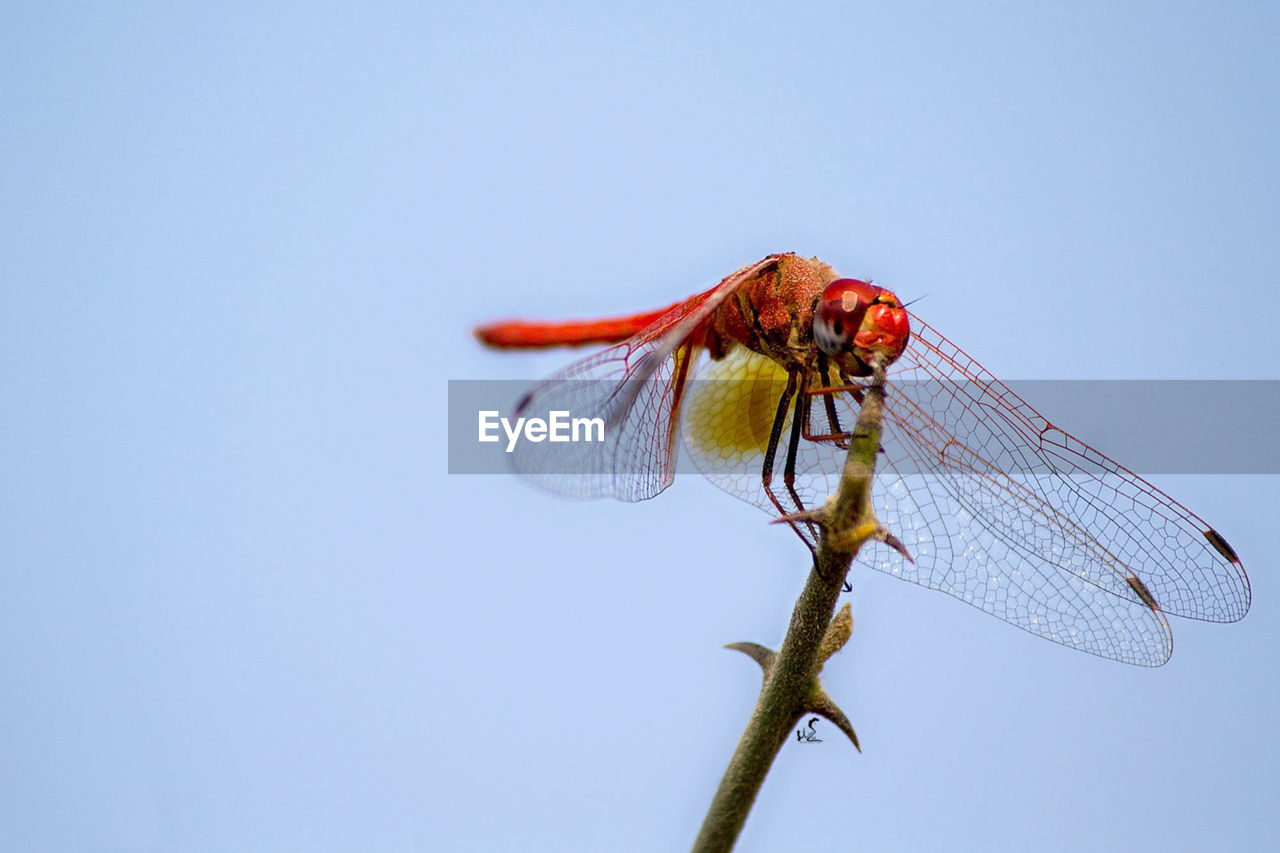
(783, 375, 821, 543)
(761, 369, 816, 552)
(783, 372, 852, 589)
(801, 355, 860, 447)
(812, 356, 853, 449)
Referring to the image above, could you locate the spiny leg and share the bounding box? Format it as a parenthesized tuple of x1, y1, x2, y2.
(761, 369, 813, 551)
(782, 374, 855, 589)
(760, 368, 797, 508)
(783, 371, 854, 591)
(817, 354, 850, 449)
(783, 376, 820, 543)
(804, 354, 861, 446)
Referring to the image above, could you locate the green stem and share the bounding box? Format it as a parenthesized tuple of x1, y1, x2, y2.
(690, 361, 887, 853)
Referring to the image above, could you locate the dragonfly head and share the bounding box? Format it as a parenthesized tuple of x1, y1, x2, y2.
(813, 279, 910, 375)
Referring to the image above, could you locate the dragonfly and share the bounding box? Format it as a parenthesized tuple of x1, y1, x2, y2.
(475, 253, 1250, 666)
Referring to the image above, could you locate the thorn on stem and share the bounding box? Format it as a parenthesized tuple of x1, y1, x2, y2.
(810, 691, 861, 752)
(771, 504, 831, 527)
(873, 528, 915, 562)
(725, 642, 776, 674)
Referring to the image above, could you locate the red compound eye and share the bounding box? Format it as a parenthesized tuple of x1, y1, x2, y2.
(814, 278, 880, 357)
(813, 278, 910, 368)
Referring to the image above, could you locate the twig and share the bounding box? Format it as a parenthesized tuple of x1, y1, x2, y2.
(690, 358, 895, 853)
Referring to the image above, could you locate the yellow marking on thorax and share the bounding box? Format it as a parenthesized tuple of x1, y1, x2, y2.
(683, 348, 792, 461)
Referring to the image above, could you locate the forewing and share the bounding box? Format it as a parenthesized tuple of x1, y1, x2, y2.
(883, 314, 1251, 626)
(681, 328, 1249, 665)
(507, 257, 781, 501)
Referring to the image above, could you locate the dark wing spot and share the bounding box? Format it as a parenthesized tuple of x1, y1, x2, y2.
(1126, 575, 1160, 612)
(1203, 528, 1240, 563)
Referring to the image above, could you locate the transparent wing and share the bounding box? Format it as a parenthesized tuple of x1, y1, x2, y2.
(506, 257, 779, 501)
(887, 314, 1250, 627)
(682, 346, 844, 524)
(865, 463, 1174, 666)
(507, 336, 697, 501)
(683, 347, 860, 559)
(681, 331, 1250, 666)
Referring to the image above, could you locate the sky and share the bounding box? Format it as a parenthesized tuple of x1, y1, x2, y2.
(3, 2, 1279, 851)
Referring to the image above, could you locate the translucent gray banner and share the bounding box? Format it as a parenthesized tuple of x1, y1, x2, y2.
(448, 379, 1280, 475)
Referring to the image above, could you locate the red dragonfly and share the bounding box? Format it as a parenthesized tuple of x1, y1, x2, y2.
(476, 253, 1250, 666)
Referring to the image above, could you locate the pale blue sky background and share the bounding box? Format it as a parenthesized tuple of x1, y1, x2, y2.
(3, 2, 1279, 851)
